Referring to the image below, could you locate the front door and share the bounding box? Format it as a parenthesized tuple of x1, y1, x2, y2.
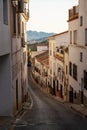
(16, 79, 18, 110)
(60, 84, 63, 98)
(69, 87, 73, 103)
(53, 80, 56, 95)
(81, 78, 84, 104)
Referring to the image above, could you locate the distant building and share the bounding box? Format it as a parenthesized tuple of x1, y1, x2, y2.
(37, 45, 48, 52)
(48, 31, 68, 100)
(34, 51, 49, 89)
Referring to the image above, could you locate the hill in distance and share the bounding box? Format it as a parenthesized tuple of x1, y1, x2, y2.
(27, 30, 56, 44)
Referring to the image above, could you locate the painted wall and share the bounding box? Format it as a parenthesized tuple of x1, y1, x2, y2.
(0, 54, 12, 116)
(0, 0, 11, 56)
(37, 46, 48, 52)
(78, 0, 87, 45)
(55, 32, 69, 47)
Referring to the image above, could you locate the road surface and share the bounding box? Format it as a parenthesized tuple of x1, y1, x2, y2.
(13, 68, 87, 130)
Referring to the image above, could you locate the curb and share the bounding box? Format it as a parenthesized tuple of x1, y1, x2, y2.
(70, 105, 87, 118)
(31, 72, 87, 118)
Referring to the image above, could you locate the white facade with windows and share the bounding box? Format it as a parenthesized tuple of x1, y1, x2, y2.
(68, 0, 87, 106)
(48, 31, 68, 97)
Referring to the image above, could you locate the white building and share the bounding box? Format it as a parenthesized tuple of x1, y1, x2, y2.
(34, 51, 49, 86)
(37, 45, 48, 52)
(68, 0, 87, 107)
(0, 0, 12, 116)
(0, 0, 29, 116)
(48, 31, 68, 98)
(11, 0, 29, 115)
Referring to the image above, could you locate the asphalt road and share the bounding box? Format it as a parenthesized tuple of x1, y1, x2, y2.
(13, 68, 87, 130)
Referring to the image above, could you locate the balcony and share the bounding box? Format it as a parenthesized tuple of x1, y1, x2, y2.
(55, 51, 64, 62)
(18, 0, 29, 20)
(68, 6, 79, 22)
(12, 0, 18, 7)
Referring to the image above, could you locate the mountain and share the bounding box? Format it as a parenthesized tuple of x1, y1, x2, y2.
(27, 30, 56, 43)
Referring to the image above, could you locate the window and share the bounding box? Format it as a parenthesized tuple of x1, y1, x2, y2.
(13, 7, 16, 34)
(73, 64, 77, 81)
(66, 65, 68, 74)
(50, 69, 52, 74)
(23, 52, 26, 65)
(69, 62, 72, 76)
(3, 0, 8, 25)
(50, 50, 52, 56)
(84, 70, 87, 90)
(74, 91, 77, 99)
(70, 31, 72, 44)
(73, 30, 77, 44)
(85, 29, 87, 46)
(80, 16, 83, 26)
(80, 52, 83, 62)
(22, 21, 24, 34)
(53, 51, 55, 57)
(18, 14, 20, 35)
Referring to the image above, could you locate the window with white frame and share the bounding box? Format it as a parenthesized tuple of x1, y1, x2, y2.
(73, 30, 77, 44)
(80, 52, 83, 62)
(70, 31, 72, 44)
(80, 16, 83, 26)
(73, 64, 77, 81)
(85, 29, 87, 46)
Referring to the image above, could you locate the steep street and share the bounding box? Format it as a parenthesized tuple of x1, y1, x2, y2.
(13, 68, 87, 130)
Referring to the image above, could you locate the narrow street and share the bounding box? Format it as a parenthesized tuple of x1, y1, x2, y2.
(13, 68, 87, 130)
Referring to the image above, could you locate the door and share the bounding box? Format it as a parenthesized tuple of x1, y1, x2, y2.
(53, 80, 56, 95)
(16, 79, 18, 110)
(57, 80, 59, 92)
(60, 84, 63, 98)
(81, 78, 84, 104)
(69, 87, 73, 103)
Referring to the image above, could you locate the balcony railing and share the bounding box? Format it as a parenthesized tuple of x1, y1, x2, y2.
(17, 0, 29, 19)
(68, 6, 79, 21)
(23, 8, 29, 18)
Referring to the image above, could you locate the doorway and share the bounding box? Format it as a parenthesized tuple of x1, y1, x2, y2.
(69, 87, 73, 103)
(16, 79, 18, 110)
(60, 84, 63, 98)
(53, 80, 56, 95)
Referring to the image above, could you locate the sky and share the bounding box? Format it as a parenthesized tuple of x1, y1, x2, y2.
(27, 0, 78, 33)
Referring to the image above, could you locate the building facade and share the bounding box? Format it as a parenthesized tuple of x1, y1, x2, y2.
(48, 31, 68, 99)
(0, 0, 29, 116)
(68, 0, 87, 107)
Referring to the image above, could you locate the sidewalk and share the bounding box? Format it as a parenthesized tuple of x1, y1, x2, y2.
(69, 104, 87, 118)
(0, 116, 15, 129)
(0, 98, 32, 128)
(52, 95, 87, 118)
(52, 94, 87, 118)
